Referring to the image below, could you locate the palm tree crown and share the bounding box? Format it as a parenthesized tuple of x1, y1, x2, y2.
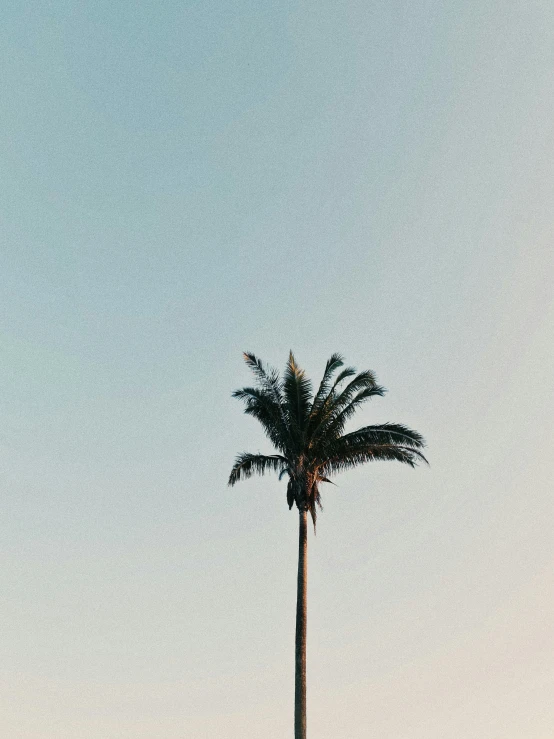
(229, 351, 427, 527)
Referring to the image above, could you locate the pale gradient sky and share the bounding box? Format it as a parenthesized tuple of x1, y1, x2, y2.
(1, 1, 553, 737)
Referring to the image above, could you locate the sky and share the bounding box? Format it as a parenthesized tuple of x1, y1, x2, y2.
(1, 1, 553, 737)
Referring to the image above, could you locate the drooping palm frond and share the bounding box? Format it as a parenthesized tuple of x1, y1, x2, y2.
(228, 452, 288, 486)
(283, 352, 313, 447)
(319, 442, 427, 475)
(232, 386, 291, 453)
(338, 423, 427, 450)
(308, 486, 322, 530)
(315, 422, 427, 473)
(242, 352, 292, 448)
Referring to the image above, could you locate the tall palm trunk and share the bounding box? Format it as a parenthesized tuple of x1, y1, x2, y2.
(294, 508, 308, 739)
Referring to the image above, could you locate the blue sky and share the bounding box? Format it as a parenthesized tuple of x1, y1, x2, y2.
(1, 2, 553, 737)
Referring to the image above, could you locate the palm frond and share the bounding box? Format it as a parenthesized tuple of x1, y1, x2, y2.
(319, 443, 427, 475)
(333, 367, 358, 385)
(230, 352, 427, 519)
(228, 452, 288, 486)
(242, 352, 281, 393)
(232, 386, 290, 453)
(241, 352, 292, 449)
(309, 370, 383, 446)
(307, 365, 356, 437)
(330, 370, 381, 412)
(283, 351, 313, 445)
(310, 353, 344, 415)
(242, 352, 285, 414)
(339, 423, 426, 450)
(311, 386, 385, 447)
(315, 423, 427, 473)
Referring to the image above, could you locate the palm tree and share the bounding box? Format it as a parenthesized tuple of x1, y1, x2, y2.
(228, 352, 427, 739)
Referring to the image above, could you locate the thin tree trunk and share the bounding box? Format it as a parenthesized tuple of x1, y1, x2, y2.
(295, 508, 308, 739)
